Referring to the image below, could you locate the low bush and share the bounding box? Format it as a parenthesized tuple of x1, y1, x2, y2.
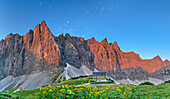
(164, 80, 170, 83)
(139, 82, 154, 85)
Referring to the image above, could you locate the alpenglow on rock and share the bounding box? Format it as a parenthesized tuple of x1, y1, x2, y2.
(0, 20, 170, 82)
(87, 38, 170, 73)
(0, 21, 64, 80)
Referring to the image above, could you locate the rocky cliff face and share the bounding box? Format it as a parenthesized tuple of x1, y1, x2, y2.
(0, 21, 169, 80)
(107, 67, 150, 81)
(0, 21, 63, 80)
(107, 65, 170, 85)
(151, 65, 170, 80)
(56, 34, 95, 69)
(87, 38, 170, 73)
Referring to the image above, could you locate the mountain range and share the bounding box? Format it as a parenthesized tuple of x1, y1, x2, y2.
(0, 21, 169, 87)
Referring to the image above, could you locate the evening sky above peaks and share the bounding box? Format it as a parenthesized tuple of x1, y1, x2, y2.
(0, 0, 170, 60)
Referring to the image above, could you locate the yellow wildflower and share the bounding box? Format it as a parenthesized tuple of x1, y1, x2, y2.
(49, 89, 53, 92)
(45, 86, 51, 90)
(94, 87, 97, 89)
(62, 85, 65, 88)
(60, 89, 65, 92)
(116, 87, 121, 92)
(124, 93, 127, 96)
(65, 84, 70, 88)
(127, 86, 130, 90)
(103, 90, 106, 92)
(18, 87, 23, 91)
(86, 85, 91, 89)
(94, 92, 99, 96)
(68, 89, 73, 94)
(43, 91, 47, 94)
(40, 87, 44, 91)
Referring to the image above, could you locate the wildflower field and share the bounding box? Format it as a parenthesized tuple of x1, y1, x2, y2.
(37, 84, 137, 99)
(0, 78, 170, 99)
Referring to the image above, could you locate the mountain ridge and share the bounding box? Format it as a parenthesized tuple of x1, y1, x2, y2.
(0, 21, 170, 80)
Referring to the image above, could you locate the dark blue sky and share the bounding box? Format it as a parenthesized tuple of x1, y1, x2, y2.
(0, 0, 170, 60)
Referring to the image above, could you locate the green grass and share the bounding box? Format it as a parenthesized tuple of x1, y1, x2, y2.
(53, 79, 90, 86)
(90, 81, 114, 84)
(134, 83, 170, 98)
(90, 83, 170, 98)
(1, 77, 170, 99)
(0, 92, 12, 99)
(53, 76, 93, 86)
(7, 89, 40, 99)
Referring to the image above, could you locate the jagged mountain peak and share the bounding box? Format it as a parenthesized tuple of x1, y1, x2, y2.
(164, 59, 169, 62)
(87, 37, 99, 44)
(33, 20, 51, 35)
(5, 33, 14, 40)
(41, 20, 46, 25)
(110, 41, 120, 51)
(153, 55, 162, 61)
(78, 37, 85, 41)
(164, 59, 170, 65)
(0, 20, 170, 82)
(100, 38, 108, 44)
(91, 37, 95, 40)
(113, 41, 118, 46)
(65, 33, 71, 38)
(28, 29, 33, 33)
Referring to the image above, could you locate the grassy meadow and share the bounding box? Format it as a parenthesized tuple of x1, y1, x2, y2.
(0, 77, 169, 99)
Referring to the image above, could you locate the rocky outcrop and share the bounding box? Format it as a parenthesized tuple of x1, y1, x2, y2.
(56, 33, 95, 69)
(151, 65, 170, 80)
(0, 21, 96, 80)
(107, 65, 170, 85)
(107, 67, 150, 81)
(87, 38, 170, 73)
(24, 21, 64, 66)
(0, 21, 63, 80)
